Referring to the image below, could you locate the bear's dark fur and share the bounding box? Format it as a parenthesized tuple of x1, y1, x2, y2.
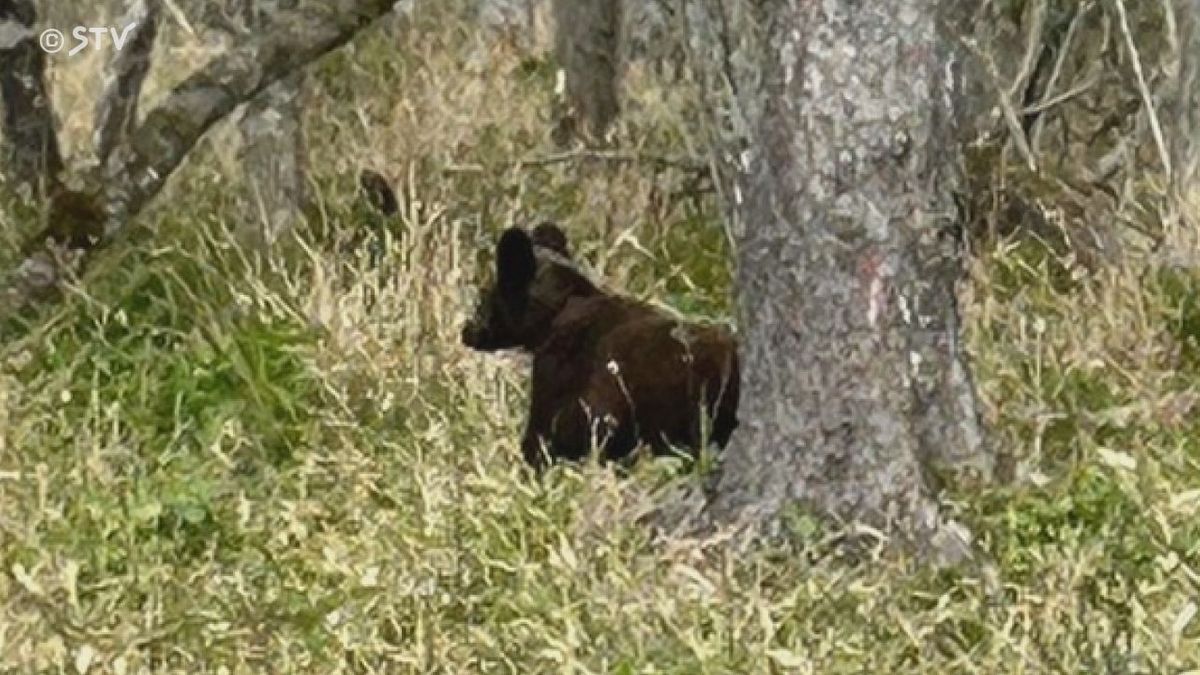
(462, 223, 740, 469)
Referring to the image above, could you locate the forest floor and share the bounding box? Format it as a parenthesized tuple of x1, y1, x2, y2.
(0, 4, 1197, 673)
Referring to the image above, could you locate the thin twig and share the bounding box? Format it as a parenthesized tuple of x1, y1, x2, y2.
(1023, 73, 1100, 115)
(1030, 1, 1094, 151)
(1113, 0, 1173, 179)
(960, 36, 1040, 173)
(442, 149, 708, 175)
(1040, 2, 1093, 102)
(160, 0, 196, 37)
(1161, 0, 1179, 76)
(1007, 0, 1048, 100)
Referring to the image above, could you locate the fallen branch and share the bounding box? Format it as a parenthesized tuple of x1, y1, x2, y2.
(442, 148, 708, 175)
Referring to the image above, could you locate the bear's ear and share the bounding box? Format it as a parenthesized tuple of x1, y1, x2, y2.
(496, 227, 537, 299)
(530, 221, 570, 257)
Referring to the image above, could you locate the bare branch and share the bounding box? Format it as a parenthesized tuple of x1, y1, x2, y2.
(1023, 73, 1100, 116)
(0, 0, 62, 191)
(93, 0, 161, 163)
(1029, 1, 1095, 152)
(1006, 0, 1047, 101)
(98, 0, 394, 226)
(1113, 0, 1173, 179)
(161, 0, 200, 37)
(1040, 2, 1093, 104)
(2, 0, 396, 317)
(960, 35, 1039, 173)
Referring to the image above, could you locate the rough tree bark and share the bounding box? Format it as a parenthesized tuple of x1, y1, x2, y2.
(1173, 0, 1200, 202)
(93, 0, 160, 164)
(682, 0, 991, 563)
(237, 0, 310, 251)
(551, 0, 622, 143)
(0, 0, 396, 318)
(476, 0, 540, 49)
(0, 0, 62, 191)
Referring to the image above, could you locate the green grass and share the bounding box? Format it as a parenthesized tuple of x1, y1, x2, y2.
(0, 3, 1197, 673)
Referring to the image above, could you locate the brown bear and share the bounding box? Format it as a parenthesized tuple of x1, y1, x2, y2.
(462, 223, 740, 470)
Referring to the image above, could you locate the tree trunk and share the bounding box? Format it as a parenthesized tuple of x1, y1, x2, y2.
(1, 0, 396, 320)
(93, 0, 159, 164)
(477, 0, 541, 50)
(237, 0, 310, 251)
(697, 0, 991, 562)
(0, 0, 62, 192)
(551, 0, 622, 143)
(1173, 0, 1200, 202)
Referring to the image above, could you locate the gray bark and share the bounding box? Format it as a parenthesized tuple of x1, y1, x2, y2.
(478, 0, 677, 74)
(237, 0, 309, 251)
(1, 0, 396, 318)
(1173, 0, 1200, 201)
(93, 0, 160, 164)
(552, 0, 622, 143)
(476, 0, 539, 48)
(611, 0, 681, 79)
(693, 0, 990, 563)
(0, 0, 62, 192)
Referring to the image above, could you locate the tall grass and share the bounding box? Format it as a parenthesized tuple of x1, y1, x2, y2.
(0, 3, 1197, 673)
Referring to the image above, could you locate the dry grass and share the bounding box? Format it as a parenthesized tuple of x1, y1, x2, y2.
(0, 3, 1197, 673)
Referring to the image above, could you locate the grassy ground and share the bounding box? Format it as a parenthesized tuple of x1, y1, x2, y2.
(1, 4, 1198, 673)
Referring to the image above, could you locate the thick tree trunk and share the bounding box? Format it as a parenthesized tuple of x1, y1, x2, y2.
(551, 0, 622, 143)
(697, 0, 990, 562)
(238, 0, 309, 251)
(0, 0, 62, 191)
